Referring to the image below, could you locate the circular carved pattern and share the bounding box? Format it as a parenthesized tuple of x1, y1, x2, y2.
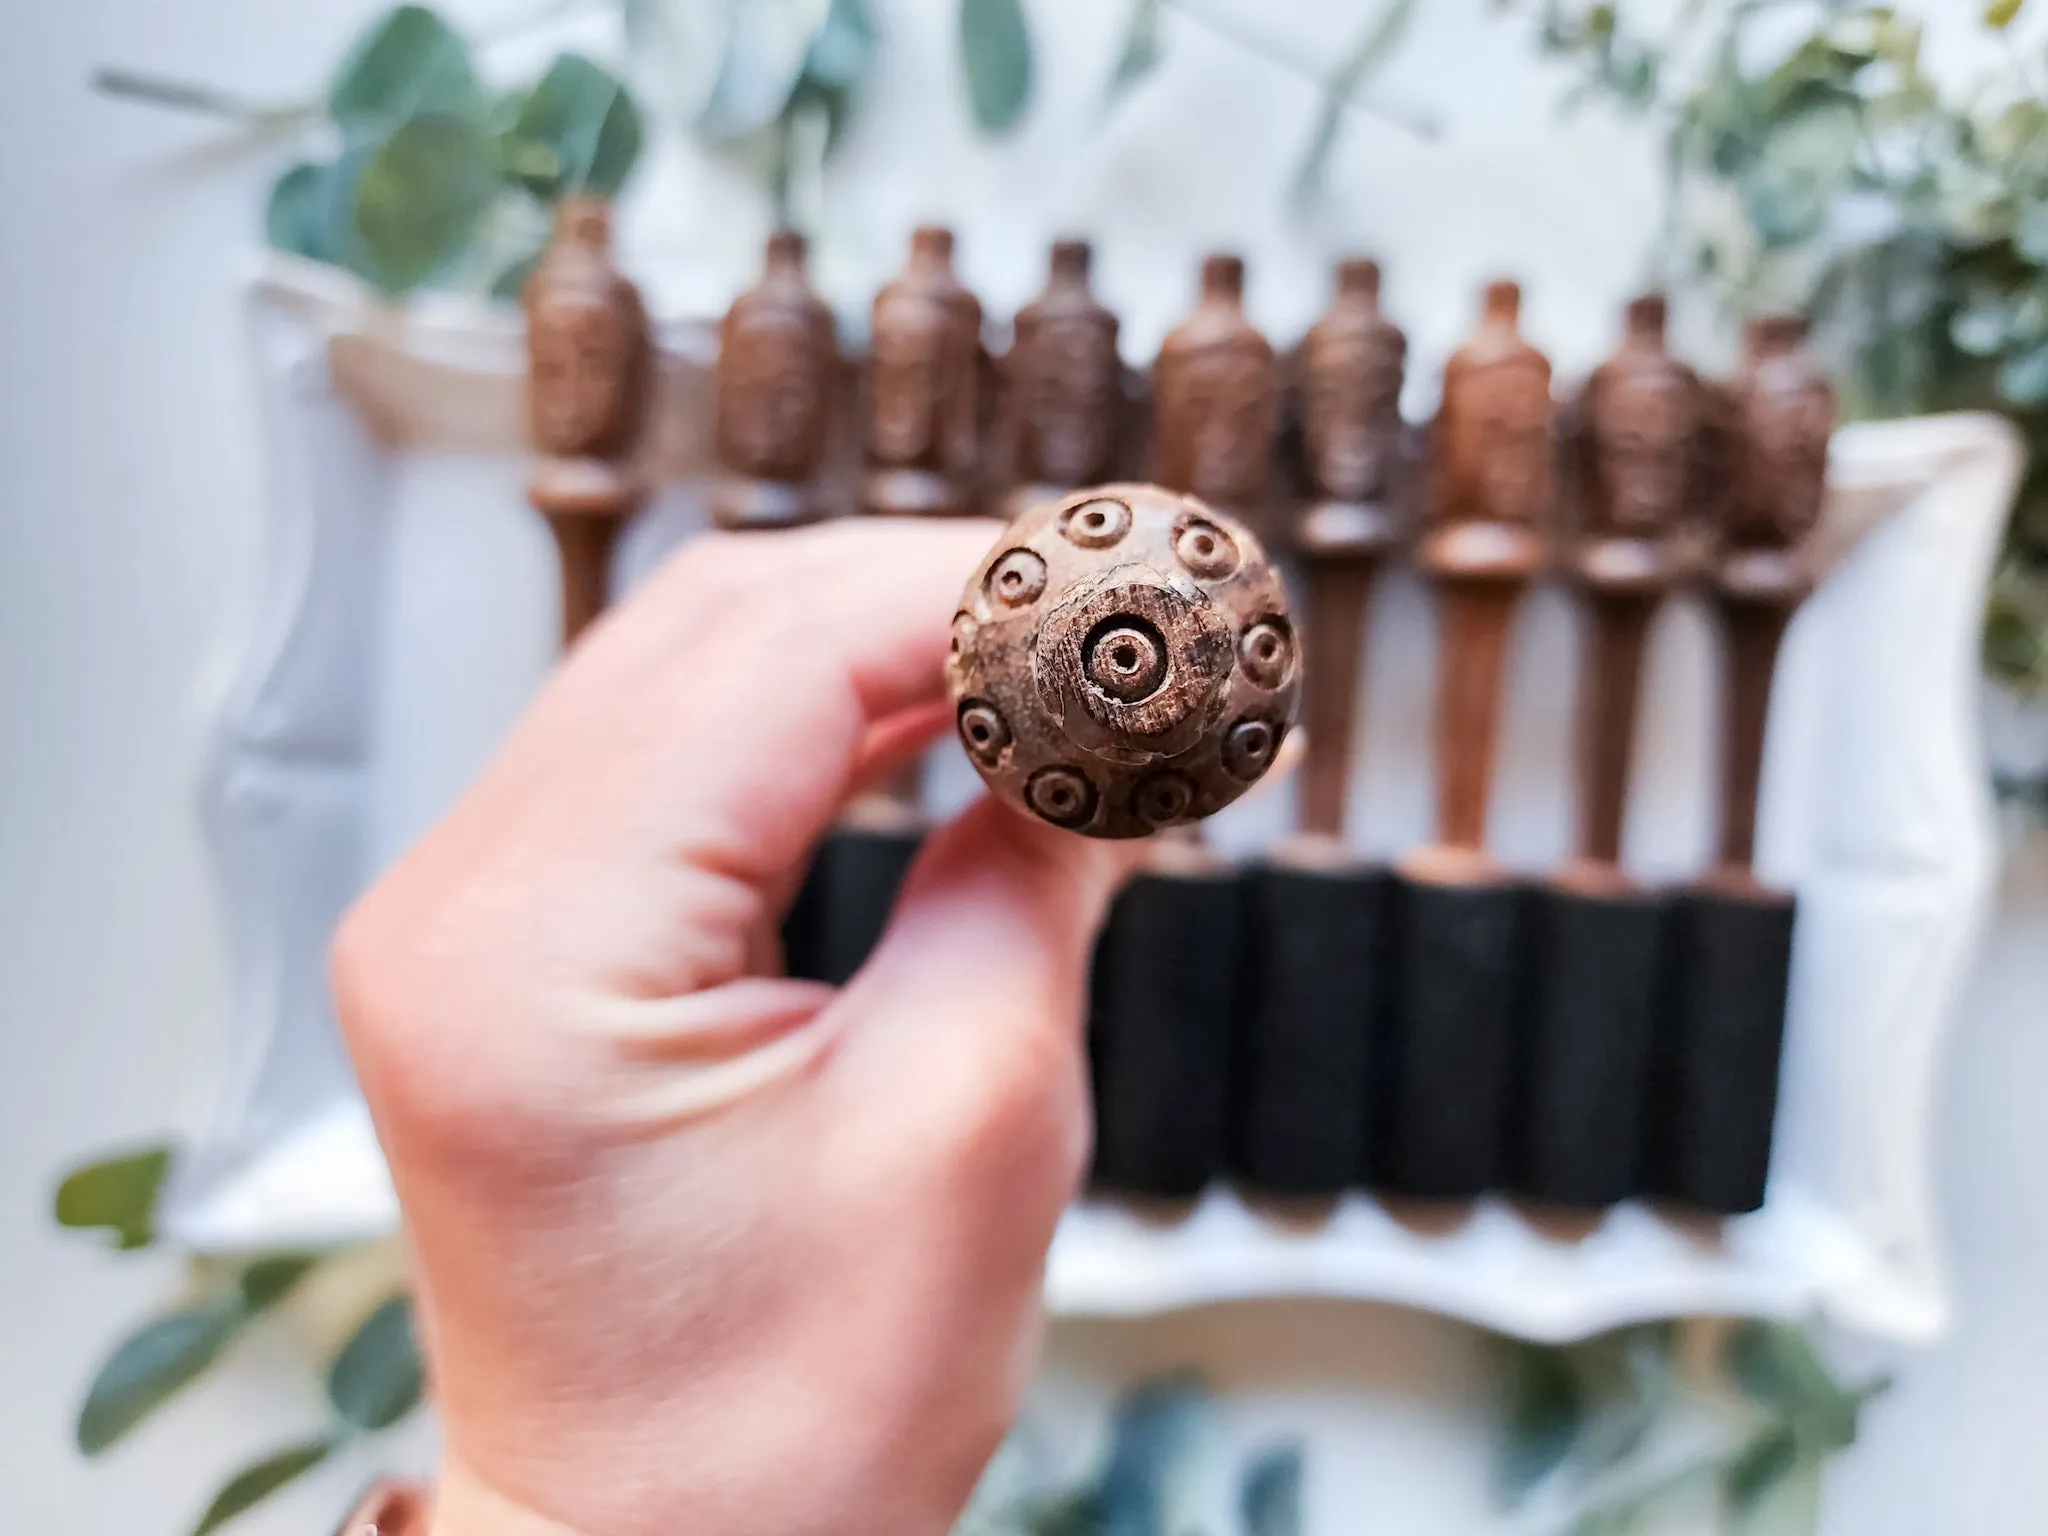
(1221, 717, 1278, 781)
(1238, 617, 1294, 690)
(1059, 497, 1132, 549)
(1131, 771, 1197, 828)
(1025, 766, 1098, 828)
(957, 700, 1011, 765)
(1082, 617, 1169, 704)
(986, 548, 1048, 610)
(1173, 514, 1240, 579)
(946, 484, 1299, 839)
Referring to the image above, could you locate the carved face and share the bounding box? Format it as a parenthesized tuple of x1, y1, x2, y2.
(530, 292, 637, 455)
(721, 314, 829, 479)
(1167, 339, 1274, 505)
(1305, 328, 1404, 502)
(1021, 314, 1118, 485)
(1592, 369, 1694, 532)
(871, 296, 953, 464)
(1450, 357, 1551, 524)
(1743, 358, 1833, 542)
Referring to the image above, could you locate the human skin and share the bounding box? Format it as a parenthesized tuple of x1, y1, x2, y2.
(330, 521, 1144, 1536)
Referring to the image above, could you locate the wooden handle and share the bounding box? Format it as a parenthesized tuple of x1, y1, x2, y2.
(1432, 575, 1526, 853)
(1296, 554, 1380, 839)
(547, 513, 624, 648)
(1572, 588, 1657, 867)
(1713, 590, 1794, 876)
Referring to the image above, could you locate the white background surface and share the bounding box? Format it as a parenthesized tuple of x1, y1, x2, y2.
(4, 0, 2047, 1532)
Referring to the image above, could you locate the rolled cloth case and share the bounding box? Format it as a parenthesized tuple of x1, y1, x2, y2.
(1234, 863, 1389, 1195)
(1649, 886, 1796, 1214)
(1089, 867, 1245, 1198)
(1376, 874, 1526, 1199)
(1512, 884, 1668, 1206)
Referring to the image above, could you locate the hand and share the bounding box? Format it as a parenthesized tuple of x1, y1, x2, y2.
(331, 521, 1141, 1536)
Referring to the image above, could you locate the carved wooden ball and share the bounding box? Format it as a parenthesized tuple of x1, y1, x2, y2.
(948, 484, 1300, 839)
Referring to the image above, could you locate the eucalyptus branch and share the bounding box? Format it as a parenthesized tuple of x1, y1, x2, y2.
(90, 68, 317, 129)
(1159, 0, 1439, 141)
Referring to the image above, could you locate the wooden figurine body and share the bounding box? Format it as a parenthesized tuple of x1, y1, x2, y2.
(1708, 315, 1836, 894)
(1152, 255, 1278, 525)
(523, 196, 653, 645)
(862, 225, 983, 518)
(1410, 281, 1554, 878)
(714, 230, 838, 530)
(1002, 239, 1122, 519)
(1560, 295, 1700, 891)
(1291, 258, 1410, 847)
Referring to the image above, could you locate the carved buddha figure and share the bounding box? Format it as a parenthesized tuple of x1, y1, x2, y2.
(1302, 258, 1407, 506)
(717, 230, 836, 486)
(524, 197, 651, 465)
(1581, 294, 1699, 538)
(864, 226, 982, 514)
(1433, 281, 1554, 533)
(1010, 239, 1121, 491)
(1729, 315, 1835, 549)
(1153, 254, 1278, 515)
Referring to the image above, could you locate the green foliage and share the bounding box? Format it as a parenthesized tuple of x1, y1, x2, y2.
(503, 54, 646, 200)
(1105, 0, 1164, 111)
(1290, 0, 1420, 208)
(73, 1251, 322, 1455)
(1239, 1443, 1303, 1536)
(53, 1144, 171, 1250)
(327, 5, 483, 139)
(1502, 0, 2048, 693)
(190, 1438, 335, 1536)
(1494, 1338, 1587, 1502)
(960, 1375, 1302, 1536)
(97, 4, 644, 298)
(695, 0, 881, 229)
(327, 1294, 424, 1431)
(351, 113, 500, 293)
(1492, 1319, 1886, 1536)
(78, 1304, 244, 1455)
(960, 0, 1035, 134)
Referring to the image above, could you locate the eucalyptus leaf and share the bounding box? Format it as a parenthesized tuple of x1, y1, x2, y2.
(54, 1145, 171, 1250)
(1290, 0, 1418, 208)
(959, 0, 1034, 134)
(1104, 0, 1163, 112)
(1733, 1453, 1824, 1536)
(1566, 1507, 1642, 1536)
(788, 0, 880, 158)
(1951, 297, 2016, 356)
(1095, 1374, 1211, 1535)
(1493, 1342, 1585, 1506)
(237, 1254, 321, 1313)
(698, 0, 824, 142)
(1241, 1443, 1303, 1536)
(350, 113, 499, 294)
(492, 246, 544, 302)
(328, 1294, 423, 1430)
(503, 54, 644, 198)
(265, 163, 331, 261)
(329, 5, 482, 139)
(1724, 1324, 1860, 1450)
(1986, 0, 2025, 29)
(1722, 1425, 1802, 1526)
(2000, 343, 2048, 405)
(191, 1438, 334, 1536)
(77, 1304, 242, 1454)
(2017, 204, 2048, 266)
(1741, 99, 1861, 248)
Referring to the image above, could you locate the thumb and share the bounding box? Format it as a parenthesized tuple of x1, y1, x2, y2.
(826, 797, 1144, 1133)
